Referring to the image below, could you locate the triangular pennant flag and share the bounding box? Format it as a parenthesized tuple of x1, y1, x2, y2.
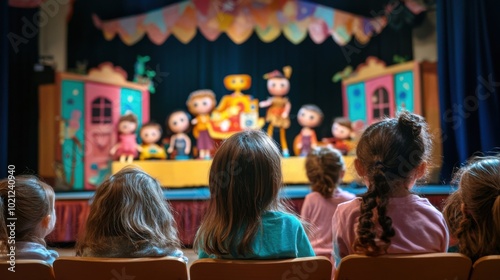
(297, 1, 316, 21)
(143, 8, 167, 33)
(314, 5, 334, 29)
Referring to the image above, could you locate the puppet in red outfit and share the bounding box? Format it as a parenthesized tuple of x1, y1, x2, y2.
(322, 117, 356, 155)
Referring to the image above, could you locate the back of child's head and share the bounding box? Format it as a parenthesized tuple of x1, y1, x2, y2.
(442, 191, 463, 235)
(453, 156, 500, 261)
(76, 167, 180, 256)
(306, 147, 344, 198)
(0, 176, 55, 251)
(196, 129, 286, 257)
(353, 111, 432, 256)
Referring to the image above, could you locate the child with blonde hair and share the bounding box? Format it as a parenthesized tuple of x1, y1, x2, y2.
(332, 111, 448, 268)
(195, 130, 314, 259)
(76, 167, 186, 261)
(0, 176, 58, 264)
(301, 147, 355, 258)
(443, 156, 500, 261)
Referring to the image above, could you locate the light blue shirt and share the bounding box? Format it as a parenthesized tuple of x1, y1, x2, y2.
(198, 211, 315, 259)
(0, 241, 59, 265)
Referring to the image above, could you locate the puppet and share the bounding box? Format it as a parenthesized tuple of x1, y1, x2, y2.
(293, 104, 324, 157)
(259, 66, 292, 157)
(186, 89, 217, 159)
(322, 117, 365, 155)
(166, 110, 191, 160)
(209, 74, 263, 138)
(139, 122, 167, 160)
(110, 113, 142, 163)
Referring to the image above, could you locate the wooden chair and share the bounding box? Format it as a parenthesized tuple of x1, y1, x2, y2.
(190, 256, 332, 280)
(53, 256, 188, 280)
(335, 253, 472, 280)
(0, 260, 55, 280)
(469, 255, 500, 280)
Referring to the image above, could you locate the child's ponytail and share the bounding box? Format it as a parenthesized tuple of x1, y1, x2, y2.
(354, 162, 395, 256)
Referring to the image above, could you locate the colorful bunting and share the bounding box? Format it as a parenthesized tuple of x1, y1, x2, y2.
(92, 0, 413, 46)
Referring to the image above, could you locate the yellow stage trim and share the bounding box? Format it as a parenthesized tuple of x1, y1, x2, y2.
(112, 156, 358, 188)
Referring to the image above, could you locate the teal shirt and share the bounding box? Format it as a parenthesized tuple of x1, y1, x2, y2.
(198, 211, 315, 259)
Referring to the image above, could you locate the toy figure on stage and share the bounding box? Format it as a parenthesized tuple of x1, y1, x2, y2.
(294, 105, 324, 157)
(259, 66, 292, 157)
(139, 122, 167, 160)
(322, 117, 356, 155)
(187, 89, 216, 159)
(209, 74, 263, 138)
(110, 113, 142, 163)
(166, 110, 192, 160)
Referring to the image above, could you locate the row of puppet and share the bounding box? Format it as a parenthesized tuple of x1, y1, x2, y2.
(111, 66, 362, 162)
(110, 107, 359, 162)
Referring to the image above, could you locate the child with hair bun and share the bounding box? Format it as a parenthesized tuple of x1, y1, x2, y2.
(301, 147, 355, 258)
(332, 111, 448, 268)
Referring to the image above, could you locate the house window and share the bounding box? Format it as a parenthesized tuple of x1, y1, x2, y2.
(91, 97, 112, 124)
(371, 87, 390, 119)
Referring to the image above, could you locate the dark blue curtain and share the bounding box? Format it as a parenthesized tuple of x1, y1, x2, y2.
(0, 0, 8, 178)
(437, 0, 500, 181)
(6, 7, 40, 175)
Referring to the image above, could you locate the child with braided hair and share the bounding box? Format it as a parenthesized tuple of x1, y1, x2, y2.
(300, 147, 355, 258)
(331, 111, 449, 269)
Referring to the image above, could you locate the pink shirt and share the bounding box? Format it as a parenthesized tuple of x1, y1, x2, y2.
(332, 195, 449, 267)
(301, 189, 356, 257)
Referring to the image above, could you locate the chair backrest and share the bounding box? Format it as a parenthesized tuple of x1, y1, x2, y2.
(335, 253, 472, 280)
(53, 256, 188, 280)
(469, 255, 500, 280)
(0, 260, 55, 280)
(190, 256, 332, 280)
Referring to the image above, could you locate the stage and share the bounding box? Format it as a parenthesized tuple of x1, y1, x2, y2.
(48, 185, 454, 247)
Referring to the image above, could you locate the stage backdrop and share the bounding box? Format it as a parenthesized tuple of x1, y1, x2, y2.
(437, 0, 500, 181)
(67, 0, 415, 151)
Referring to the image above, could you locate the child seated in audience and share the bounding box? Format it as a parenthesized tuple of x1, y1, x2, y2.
(0, 176, 58, 264)
(332, 111, 449, 268)
(76, 167, 187, 262)
(195, 130, 315, 259)
(301, 147, 355, 258)
(443, 156, 500, 261)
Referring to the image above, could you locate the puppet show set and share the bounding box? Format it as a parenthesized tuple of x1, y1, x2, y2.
(32, 0, 437, 191)
(42, 55, 440, 191)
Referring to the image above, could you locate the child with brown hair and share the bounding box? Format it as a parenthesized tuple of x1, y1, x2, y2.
(442, 191, 462, 252)
(332, 111, 448, 267)
(195, 130, 314, 259)
(301, 147, 355, 258)
(76, 167, 186, 261)
(443, 156, 500, 261)
(0, 176, 58, 264)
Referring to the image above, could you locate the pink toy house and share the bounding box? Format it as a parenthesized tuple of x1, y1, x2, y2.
(55, 63, 150, 190)
(341, 57, 442, 182)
